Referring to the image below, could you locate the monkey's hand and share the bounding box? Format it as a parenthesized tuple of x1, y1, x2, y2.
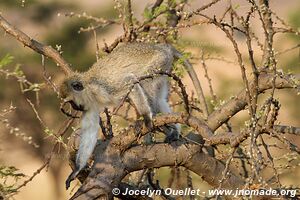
(65, 168, 80, 190)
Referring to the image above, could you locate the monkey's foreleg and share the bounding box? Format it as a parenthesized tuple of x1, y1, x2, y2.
(65, 167, 80, 189)
(129, 82, 153, 129)
(66, 109, 100, 189)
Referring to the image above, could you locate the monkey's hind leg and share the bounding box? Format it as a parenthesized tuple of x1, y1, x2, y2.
(158, 94, 180, 142)
(144, 77, 180, 142)
(155, 78, 180, 142)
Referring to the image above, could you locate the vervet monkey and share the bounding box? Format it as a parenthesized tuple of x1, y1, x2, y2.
(60, 42, 199, 189)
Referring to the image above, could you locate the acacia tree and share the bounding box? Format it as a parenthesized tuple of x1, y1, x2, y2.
(0, 0, 300, 199)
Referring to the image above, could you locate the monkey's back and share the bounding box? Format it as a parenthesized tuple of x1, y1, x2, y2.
(85, 43, 174, 96)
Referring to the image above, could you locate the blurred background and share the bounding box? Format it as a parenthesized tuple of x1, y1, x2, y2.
(0, 0, 299, 199)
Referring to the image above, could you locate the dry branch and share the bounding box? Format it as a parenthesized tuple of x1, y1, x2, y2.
(111, 113, 212, 151)
(70, 142, 244, 200)
(0, 14, 72, 75)
(207, 73, 299, 131)
(257, 0, 275, 68)
(273, 125, 300, 135)
(124, 143, 244, 188)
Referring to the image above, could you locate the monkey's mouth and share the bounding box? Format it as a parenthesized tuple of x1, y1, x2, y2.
(68, 100, 85, 111)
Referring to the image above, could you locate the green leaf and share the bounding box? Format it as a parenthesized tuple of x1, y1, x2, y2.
(0, 54, 14, 68)
(153, 4, 168, 16)
(143, 7, 153, 20)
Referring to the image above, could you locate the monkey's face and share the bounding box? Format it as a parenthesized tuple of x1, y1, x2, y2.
(60, 73, 115, 113)
(59, 74, 89, 111)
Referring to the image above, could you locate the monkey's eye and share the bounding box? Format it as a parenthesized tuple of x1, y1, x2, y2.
(71, 81, 84, 91)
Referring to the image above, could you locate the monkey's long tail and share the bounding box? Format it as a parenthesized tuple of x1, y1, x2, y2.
(172, 46, 215, 157)
(171, 47, 209, 118)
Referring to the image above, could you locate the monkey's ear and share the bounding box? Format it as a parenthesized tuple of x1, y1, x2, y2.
(71, 81, 84, 91)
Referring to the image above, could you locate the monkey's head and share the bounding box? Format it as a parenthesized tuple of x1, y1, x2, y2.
(59, 73, 89, 111)
(59, 73, 113, 112)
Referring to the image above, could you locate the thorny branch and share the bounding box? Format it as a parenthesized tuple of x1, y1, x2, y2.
(0, 14, 73, 75)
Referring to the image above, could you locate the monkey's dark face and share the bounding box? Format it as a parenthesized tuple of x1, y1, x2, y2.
(60, 74, 87, 111)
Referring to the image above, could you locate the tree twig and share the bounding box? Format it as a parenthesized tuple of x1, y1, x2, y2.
(0, 14, 72, 75)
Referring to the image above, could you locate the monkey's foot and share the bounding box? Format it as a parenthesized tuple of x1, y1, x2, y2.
(65, 170, 79, 190)
(164, 134, 180, 143)
(164, 125, 181, 143)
